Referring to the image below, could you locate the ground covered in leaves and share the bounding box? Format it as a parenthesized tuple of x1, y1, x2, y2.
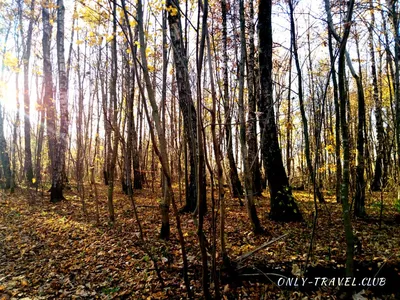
(0, 184, 399, 299)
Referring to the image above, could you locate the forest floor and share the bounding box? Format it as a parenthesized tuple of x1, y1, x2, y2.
(0, 183, 399, 299)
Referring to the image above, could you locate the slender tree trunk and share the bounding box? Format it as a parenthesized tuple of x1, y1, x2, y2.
(221, 0, 243, 199)
(51, 0, 69, 202)
(0, 105, 11, 189)
(11, 73, 19, 193)
(35, 74, 45, 190)
(107, 0, 118, 223)
(42, 2, 57, 200)
(19, 0, 35, 185)
(167, 0, 202, 213)
(135, 1, 191, 295)
(327, 29, 342, 203)
(388, 1, 400, 195)
(1, 26, 13, 191)
(246, 0, 262, 196)
(239, 0, 262, 233)
(258, 0, 302, 222)
(286, 42, 293, 180)
(220, 0, 232, 263)
(205, 20, 222, 300)
(341, 32, 366, 218)
(326, 0, 355, 280)
(76, 37, 87, 216)
(370, 1, 385, 190)
(289, 0, 324, 203)
(195, 1, 211, 297)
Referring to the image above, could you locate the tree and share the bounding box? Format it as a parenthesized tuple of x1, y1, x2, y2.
(288, 0, 324, 204)
(327, 26, 342, 203)
(246, 0, 262, 196)
(258, 0, 302, 222)
(325, 0, 356, 280)
(42, 0, 57, 202)
(166, 0, 204, 213)
(0, 104, 11, 189)
(239, 0, 262, 233)
(106, 0, 118, 222)
(50, 0, 69, 202)
(221, 0, 244, 199)
(370, 0, 386, 191)
(18, 0, 35, 185)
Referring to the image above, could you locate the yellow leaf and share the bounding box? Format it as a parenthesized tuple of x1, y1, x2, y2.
(32, 178, 36, 184)
(134, 40, 141, 49)
(106, 34, 114, 43)
(3, 52, 19, 70)
(129, 19, 137, 27)
(166, 5, 178, 17)
(145, 47, 153, 57)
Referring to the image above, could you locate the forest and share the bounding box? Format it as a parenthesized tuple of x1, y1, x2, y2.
(0, 0, 399, 298)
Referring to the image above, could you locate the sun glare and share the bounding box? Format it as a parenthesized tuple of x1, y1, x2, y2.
(0, 80, 17, 113)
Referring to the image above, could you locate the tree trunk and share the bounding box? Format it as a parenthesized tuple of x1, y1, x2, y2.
(0, 105, 11, 189)
(135, 1, 191, 295)
(258, 0, 302, 222)
(42, 2, 57, 200)
(221, 0, 243, 199)
(370, 1, 385, 191)
(51, 0, 69, 202)
(345, 34, 366, 218)
(195, 2, 211, 297)
(19, 0, 35, 186)
(167, 0, 203, 213)
(107, 0, 118, 223)
(326, 0, 355, 280)
(76, 36, 87, 216)
(289, 0, 324, 204)
(327, 28, 342, 203)
(388, 1, 400, 196)
(239, 0, 262, 233)
(246, 0, 262, 196)
(35, 74, 45, 190)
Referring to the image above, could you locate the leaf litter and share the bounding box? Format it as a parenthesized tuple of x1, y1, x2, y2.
(0, 187, 399, 299)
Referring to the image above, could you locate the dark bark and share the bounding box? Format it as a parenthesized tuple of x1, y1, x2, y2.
(258, 0, 302, 222)
(246, 0, 262, 196)
(239, 0, 262, 233)
(42, 3, 58, 200)
(167, 0, 203, 213)
(0, 105, 11, 189)
(327, 29, 342, 203)
(195, 1, 210, 296)
(34, 73, 45, 190)
(106, 0, 118, 222)
(327, 0, 355, 280)
(135, 0, 191, 293)
(388, 1, 400, 183)
(136, 0, 171, 240)
(370, 0, 385, 191)
(348, 35, 366, 218)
